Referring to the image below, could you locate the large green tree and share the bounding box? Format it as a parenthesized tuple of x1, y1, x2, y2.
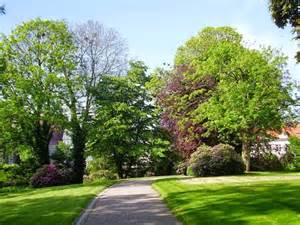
(176, 27, 294, 171)
(88, 61, 169, 178)
(0, 19, 73, 165)
(0, 19, 128, 183)
(269, 0, 299, 62)
(157, 27, 295, 172)
(148, 27, 243, 158)
(196, 45, 294, 171)
(61, 20, 128, 183)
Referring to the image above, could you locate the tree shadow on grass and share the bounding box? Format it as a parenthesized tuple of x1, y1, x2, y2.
(0, 194, 95, 225)
(160, 181, 300, 225)
(0, 180, 114, 199)
(0, 180, 115, 225)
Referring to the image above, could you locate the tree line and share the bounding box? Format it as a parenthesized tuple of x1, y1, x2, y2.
(0, 10, 299, 184)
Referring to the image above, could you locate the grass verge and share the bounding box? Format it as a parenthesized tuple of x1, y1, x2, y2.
(153, 172, 300, 225)
(0, 179, 116, 225)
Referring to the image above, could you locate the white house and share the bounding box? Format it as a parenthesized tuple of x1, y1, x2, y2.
(268, 124, 300, 156)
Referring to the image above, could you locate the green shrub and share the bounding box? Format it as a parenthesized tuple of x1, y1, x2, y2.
(50, 142, 72, 167)
(86, 157, 115, 174)
(288, 136, 300, 170)
(250, 146, 296, 172)
(250, 151, 283, 171)
(188, 144, 245, 177)
(176, 161, 188, 175)
(0, 163, 34, 187)
(288, 136, 300, 155)
(147, 149, 180, 176)
(186, 166, 196, 176)
(85, 156, 119, 180)
(280, 149, 297, 171)
(84, 170, 118, 182)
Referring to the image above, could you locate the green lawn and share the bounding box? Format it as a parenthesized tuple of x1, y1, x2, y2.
(153, 172, 300, 225)
(0, 179, 116, 225)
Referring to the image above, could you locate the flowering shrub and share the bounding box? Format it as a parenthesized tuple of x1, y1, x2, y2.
(30, 164, 72, 188)
(187, 144, 245, 176)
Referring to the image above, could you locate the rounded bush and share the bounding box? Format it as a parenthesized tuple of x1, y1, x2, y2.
(30, 164, 72, 188)
(176, 161, 188, 175)
(250, 152, 282, 171)
(188, 144, 245, 177)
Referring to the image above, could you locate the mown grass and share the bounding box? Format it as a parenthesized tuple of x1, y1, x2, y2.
(0, 179, 116, 225)
(153, 172, 300, 225)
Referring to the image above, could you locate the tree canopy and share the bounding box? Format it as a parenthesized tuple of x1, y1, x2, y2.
(151, 26, 295, 171)
(269, 0, 300, 61)
(0, 18, 130, 183)
(88, 61, 169, 178)
(0, 19, 74, 165)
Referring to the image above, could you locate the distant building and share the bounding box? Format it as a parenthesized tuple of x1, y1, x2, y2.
(48, 130, 72, 156)
(48, 132, 63, 156)
(268, 124, 300, 156)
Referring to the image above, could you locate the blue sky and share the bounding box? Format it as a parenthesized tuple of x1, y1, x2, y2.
(1, 0, 299, 81)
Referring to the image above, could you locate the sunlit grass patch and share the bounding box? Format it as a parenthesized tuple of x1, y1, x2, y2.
(153, 172, 300, 225)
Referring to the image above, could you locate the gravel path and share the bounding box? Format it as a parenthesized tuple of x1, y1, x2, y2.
(75, 179, 181, 225)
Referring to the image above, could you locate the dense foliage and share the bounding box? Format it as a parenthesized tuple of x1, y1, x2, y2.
(0, 18, 298, 187)
(151, 27, 295, 171)
(0, 164, 34, 187)
(289, 136, 300, 155)
(187, 144, 245, 177)
(0, 19, 129, 184)
(195, 45, 294, 171)
(250, 151, 284, 171)
(88, 61, 170, 178)
(0, 19, 71, 165)
(288, 136, 300, 168)
(149, 66, 219, 158)
(62, 21, 128, 183)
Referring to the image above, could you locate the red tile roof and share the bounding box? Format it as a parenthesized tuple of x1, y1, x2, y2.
(284, 124, 300, 137)
(269, 124, 300, 138)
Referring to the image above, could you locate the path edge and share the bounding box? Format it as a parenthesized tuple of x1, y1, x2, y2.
(151, 180, 182, 225)
(72, 182, 121, 225)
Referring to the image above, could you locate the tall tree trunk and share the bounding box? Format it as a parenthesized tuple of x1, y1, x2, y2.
(63, 69, 86, 184)
(113, 151, 124, 179)
(117, 166, 124, 179)
(242, 141, 251, 172)
(34, 120, 52, 165)
(71, 121, 86, 184)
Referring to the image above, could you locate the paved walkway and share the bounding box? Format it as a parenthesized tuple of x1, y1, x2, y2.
(75, 179, 181, 225)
